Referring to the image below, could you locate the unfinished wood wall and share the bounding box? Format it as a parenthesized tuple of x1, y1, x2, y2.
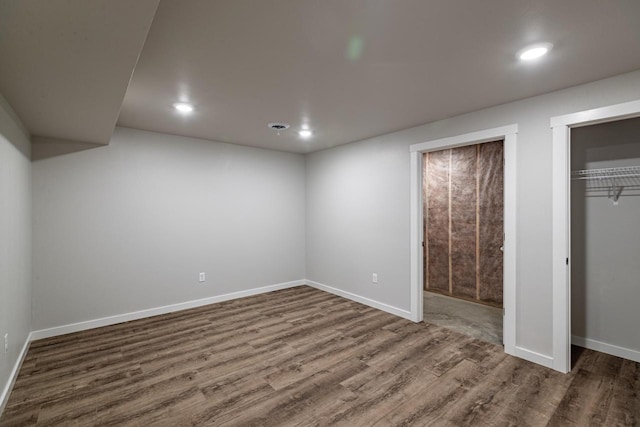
(423, 140, 504, 307)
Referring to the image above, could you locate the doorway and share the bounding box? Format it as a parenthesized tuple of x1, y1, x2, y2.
(570, 117, 640, 363)
(422, 141, 504, 346)
(551, 99, 640, 373)
(409, 125, 517, 357)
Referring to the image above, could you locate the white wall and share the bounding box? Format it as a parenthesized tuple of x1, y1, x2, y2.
(0, 94, 31, 408)
(32, 127, 306, 331)
(306, 69, 640, 358)
(571, 118, 640, 354)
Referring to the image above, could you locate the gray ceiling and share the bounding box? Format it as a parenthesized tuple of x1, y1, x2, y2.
(0, 0, 160, 145)
(2, 0, 640, 154)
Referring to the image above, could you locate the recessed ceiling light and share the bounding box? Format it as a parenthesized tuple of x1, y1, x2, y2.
(299, 129, 312, 138)
(518, 43, 553, 61)
(173, 102, 194, 113)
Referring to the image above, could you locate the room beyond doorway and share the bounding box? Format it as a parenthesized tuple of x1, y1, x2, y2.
(423, 140, 504, 308)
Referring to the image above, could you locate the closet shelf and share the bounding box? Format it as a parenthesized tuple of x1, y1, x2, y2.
(571, 165, 640, 203)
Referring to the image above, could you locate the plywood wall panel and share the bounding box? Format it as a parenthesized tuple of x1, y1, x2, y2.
(426, 150, 450, 293)
(478, 141, 504, 305)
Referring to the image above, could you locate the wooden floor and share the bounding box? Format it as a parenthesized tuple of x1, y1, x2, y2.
(1, 286, 638, 426)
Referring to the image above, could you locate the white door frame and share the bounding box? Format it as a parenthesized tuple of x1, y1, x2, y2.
(550, 99, 640, 373)
(409, 124, 518, 357)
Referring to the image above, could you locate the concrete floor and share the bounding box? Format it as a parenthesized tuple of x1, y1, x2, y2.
(423, 291, 503, 346)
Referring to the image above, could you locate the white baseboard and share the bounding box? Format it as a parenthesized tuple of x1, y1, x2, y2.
(514, 345, 554, 369)
(0, 331, 32, 415)
(572, 335, 640, 363)
(305, 280, 413, 320)
(31, 280, 305, 341)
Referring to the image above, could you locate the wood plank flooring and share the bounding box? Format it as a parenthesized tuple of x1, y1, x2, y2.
(1, 286, 638, 426)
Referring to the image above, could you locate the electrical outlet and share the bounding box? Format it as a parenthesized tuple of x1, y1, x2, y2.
(4, 333, 8, 354)
(199, 272, 205, 282)
(372, 273, 378, 284)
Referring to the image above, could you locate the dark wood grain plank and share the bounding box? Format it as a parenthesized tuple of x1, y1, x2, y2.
(1, 287, 637, 426)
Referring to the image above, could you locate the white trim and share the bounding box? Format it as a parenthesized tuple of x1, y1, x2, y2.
(305, 280, 413, 320)
(572, 336, 640, 364)
(1, 332, 32, 415)
(409, 151, 423, 322)
(550, 99, 640, 128)
(409, 125, 518, 153)
(551, 125, 571, 373)
(31, 280, 305, 341)
(551, 99, 640, 374)
(514, 346, 554, 369)
(409, 125, 518, 360)
(503, 133, 517, 356)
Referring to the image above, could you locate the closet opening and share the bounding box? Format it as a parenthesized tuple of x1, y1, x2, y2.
(570, 116, 640, 365)
(422, 141, 504, 346)
(552, 99, 640, 373)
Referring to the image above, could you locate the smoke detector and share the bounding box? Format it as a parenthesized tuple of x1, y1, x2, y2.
(268, 122, 290, 131)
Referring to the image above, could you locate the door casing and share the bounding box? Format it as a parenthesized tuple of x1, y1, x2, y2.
(551, 99, 640, 373)
(409, 125, 517, 358)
